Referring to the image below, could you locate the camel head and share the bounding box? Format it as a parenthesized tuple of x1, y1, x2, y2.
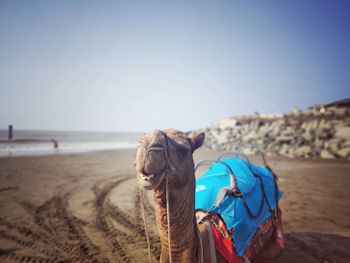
(135, 129, 205, 191)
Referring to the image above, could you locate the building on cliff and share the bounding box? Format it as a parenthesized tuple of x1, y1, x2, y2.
(310, 98, 350, 113)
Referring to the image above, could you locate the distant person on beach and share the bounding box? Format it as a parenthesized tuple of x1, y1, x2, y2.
(51, 139, 59, 149)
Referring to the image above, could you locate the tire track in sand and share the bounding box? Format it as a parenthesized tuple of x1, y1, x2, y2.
(0, 174, 160, 263)
(92, 177, 133, 263)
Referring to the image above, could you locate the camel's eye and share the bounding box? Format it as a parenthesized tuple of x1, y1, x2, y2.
(149, 143, 164, 149)
(175, 144, 190, 160)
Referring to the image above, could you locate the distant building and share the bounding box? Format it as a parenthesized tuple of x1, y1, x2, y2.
(309, 98, 350, 114)
(324, 98, 350, 108)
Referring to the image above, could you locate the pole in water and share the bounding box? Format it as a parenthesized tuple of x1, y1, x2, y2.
(8, 125, 13, 140)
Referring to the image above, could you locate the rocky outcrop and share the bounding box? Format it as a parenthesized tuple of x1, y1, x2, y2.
(194, 106, 350, 160)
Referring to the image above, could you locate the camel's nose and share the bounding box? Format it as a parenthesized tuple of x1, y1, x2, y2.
(136, 132, 167, 176)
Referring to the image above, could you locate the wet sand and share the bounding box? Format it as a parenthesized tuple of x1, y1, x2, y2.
(0, 149, 349, 262)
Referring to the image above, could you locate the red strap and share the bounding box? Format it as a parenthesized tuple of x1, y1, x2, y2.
(273, 209, 285, 248)
(210, 225, 242, 263)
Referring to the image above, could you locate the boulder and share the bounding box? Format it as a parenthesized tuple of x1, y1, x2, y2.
(294, 146, 312, 157)
(343, 140, 350, 148)
(335, 126, 350, 140)
(216, 135, 228, 145)
(309, 120, 320, 131)
(317, 129, 333, 140)
(320, 150, 336, 159)
(257, 124, 270, 136)
(286, 148, 297, 158)
(218, 119, 237, 130)
(325, 138, 343, 152)
(282, 126, 295, 136)
(314, 140, 324, 151)
(303, 121, 313, 133)
(244, 131, 258, 141)
(270, 125, 280, 137)
(302, 132, 314, 141)
(276, 135, 294, 143)
(242, 148, 257, 155)
(336, 147, 350, 159)
(278, 144, 289, 156)
(318, 121, 332, 131)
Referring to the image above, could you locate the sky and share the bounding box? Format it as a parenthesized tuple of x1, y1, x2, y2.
(0, 0, 349, 132)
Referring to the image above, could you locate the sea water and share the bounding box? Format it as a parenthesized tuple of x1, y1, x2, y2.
(0, 130, 141, 157)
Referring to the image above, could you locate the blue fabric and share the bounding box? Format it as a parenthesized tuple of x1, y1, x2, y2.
(195, 158, 283, 256)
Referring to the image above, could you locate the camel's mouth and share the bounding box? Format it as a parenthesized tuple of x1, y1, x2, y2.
(136, 170, 165, 191)
(139, 172, 154, 181)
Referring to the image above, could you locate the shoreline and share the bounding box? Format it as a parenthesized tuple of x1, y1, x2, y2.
(0, 145, 137, 158)
(0, 129, 140, 158)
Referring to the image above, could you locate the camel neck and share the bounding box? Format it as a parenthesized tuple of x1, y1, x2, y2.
(154, 175, 199, 263)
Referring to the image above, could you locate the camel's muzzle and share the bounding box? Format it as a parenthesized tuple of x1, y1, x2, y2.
(136, 130, 175, 191)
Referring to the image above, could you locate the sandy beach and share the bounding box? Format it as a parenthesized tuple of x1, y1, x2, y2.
(0, 149, 350, 263)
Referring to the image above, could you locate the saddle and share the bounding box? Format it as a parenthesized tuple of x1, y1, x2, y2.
(195, 151, 285, 261)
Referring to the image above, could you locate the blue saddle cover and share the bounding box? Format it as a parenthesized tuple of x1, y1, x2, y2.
(195, 158, 283, 256)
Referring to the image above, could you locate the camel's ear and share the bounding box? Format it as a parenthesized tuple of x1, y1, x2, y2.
(190, 132, 205, 152)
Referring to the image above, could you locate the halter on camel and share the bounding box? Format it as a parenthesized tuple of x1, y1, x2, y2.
(138, 130, 205, 263)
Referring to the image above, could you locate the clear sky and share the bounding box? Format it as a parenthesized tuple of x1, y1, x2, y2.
(0, 1, 349, 132)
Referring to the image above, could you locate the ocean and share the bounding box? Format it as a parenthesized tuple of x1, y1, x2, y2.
(0, 130, 141, 157)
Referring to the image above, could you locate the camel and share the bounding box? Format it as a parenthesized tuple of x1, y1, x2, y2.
(135, 129, 281, 263)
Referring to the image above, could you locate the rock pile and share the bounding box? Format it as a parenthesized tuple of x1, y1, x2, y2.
(196, 107, 350, 160)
